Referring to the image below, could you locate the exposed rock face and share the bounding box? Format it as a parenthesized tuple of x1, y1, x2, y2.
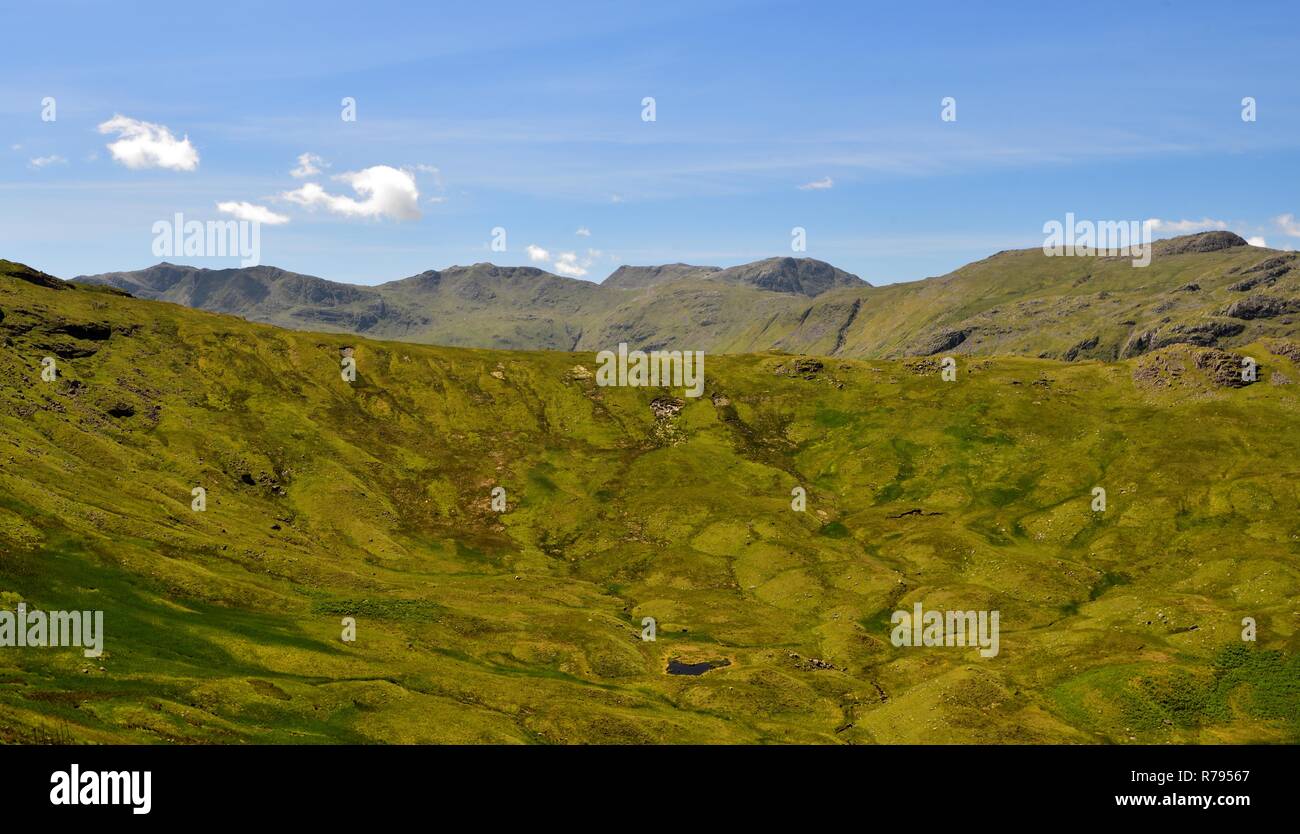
(51, 322, 112, 340)
(650, 396, 685, 418)
(1151, 319, 1246, 349)
(915, 329, 969, 355)
(1121, 329, 1156, 359)
(773, 358, 825, 379)
(1064, 335, 1100, 361)
(1132, 346, 1251, 389)
(1195, 348, 1252, 388)
(1154, 231, 1248, 255)
(1269, 340, 1300, 364)
(1223, 296, 1294, 320)
(1227, 255, 1294, 291)
(1229, 273, 1280, 292)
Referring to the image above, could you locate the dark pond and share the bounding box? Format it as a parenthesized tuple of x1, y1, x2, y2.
(666, 658, 731, 676)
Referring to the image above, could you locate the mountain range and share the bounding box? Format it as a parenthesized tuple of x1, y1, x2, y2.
(71, 231, 1300, 361)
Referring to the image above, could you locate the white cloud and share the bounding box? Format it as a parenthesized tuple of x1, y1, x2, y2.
(575, 226, 591, 237)
(528, 246, 599, 277)
(291, 152, 326, 178)
(610, 193, 625, 204)
(1247, 236, 1269, 247)
(553, 252, 590, 277)
(281, 165, 420, 221)
(28, 155, 67, 169)
(1274, 213, 1300, 237)
(1146, 217, 1229, 233)
(798, 176, 834, 190)
(97, 115, 199, 171)
(217, 201, 290, 225)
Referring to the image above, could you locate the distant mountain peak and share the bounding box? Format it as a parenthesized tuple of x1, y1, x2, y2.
(602, 263, 720, 290)
(1153, 231, 1249, 256)
(710, 256, 868, 296)
(603, 256, 866, 296)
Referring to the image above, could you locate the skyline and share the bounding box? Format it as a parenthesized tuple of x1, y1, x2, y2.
(3, 0, 1299, 285)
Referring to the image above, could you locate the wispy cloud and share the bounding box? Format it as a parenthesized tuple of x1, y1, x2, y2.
(798, 176, 834, 190)
(1274, 213, 1300, 237)
(217, 201, 289, 225)
(1146, 217, 1229, 233)
(28, 155, 67, 169)
(290, 152, 326, 178)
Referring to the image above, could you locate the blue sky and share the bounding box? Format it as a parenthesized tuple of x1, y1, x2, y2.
(2, 0, 1298, 285)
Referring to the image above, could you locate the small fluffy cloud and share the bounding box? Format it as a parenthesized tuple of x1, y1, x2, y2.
(217, 201, 290, 225)
(1247, 236, 1269, 247)
(1146, 217, 1229, 233)
(1274, 214, 1300, 237)
(98, 115, 199, 171)
(28, 155, 67, 169)
(575, 227, 591, 237)
(553, 251, 597, 277)
(798, 176, 834, 190)
(291, 153, 326, 178)
(527, 246, 599, 278)
(281, 165, 420, 221)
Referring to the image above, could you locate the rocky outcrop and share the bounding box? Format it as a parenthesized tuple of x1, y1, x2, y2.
(1223, 295, 1294, 320)
(1154, 231, 1248, 255)
(914, 328, 970, 356)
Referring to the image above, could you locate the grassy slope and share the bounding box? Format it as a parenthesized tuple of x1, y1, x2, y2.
(1, 263, 1297, 744)
(833, 243, 1290, 357)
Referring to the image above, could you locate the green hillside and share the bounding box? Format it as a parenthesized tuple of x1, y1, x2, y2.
(3, 259, 1298, 744)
